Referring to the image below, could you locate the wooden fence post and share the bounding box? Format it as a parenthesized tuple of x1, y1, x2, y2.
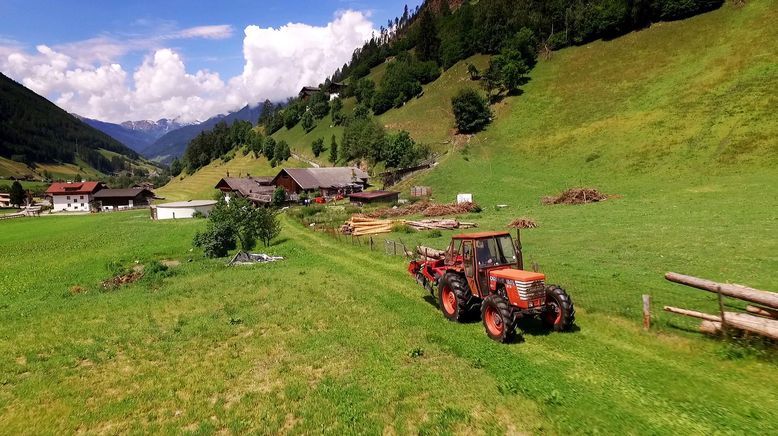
(642, 294, 651, 330)
(717, 285, 728, 335)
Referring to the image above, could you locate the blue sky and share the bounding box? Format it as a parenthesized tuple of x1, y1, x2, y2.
(0, 0, 423, 122)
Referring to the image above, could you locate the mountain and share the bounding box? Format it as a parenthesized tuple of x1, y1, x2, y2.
(75, 116, 190, 156)
(0, 72, 142, 175)
(143, 104, 264, 164)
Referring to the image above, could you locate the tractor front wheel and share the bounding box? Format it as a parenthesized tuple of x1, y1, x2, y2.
(438, 273, 474, 322)
(481, 294, 517, 343)
(542, 285, 575, 332)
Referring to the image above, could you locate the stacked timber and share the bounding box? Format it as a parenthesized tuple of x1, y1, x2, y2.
(416, 245, 445, 260)
(663, 272, 778, 341)
(341, 217, 394, 236)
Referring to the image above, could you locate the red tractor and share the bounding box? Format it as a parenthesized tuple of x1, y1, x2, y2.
(408, 231, 575, 342)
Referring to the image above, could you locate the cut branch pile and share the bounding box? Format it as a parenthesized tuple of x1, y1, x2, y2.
(364, 201, 480, 218)
(507, 218, 538, 229)
(663, 272, 778, 341)
(542, 187, 609, 205)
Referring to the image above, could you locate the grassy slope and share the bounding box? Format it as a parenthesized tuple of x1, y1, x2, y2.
(155, 151, 307, 202)
(398, 1, 778, 312)
(0, 212, 776, 434)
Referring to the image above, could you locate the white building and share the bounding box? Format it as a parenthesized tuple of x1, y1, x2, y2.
(0, 193, 10, 207)
(151, 200, 217, 220)
(45, 181, 106, 212)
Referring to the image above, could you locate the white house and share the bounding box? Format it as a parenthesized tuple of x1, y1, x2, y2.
(151, 200, 217, 220)
(0, 193, 11, 207)
(45, 181, 106, 212)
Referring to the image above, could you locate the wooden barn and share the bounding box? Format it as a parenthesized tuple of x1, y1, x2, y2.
(272, 167, 369, 198)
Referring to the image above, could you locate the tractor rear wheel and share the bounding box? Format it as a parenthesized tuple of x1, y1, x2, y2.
(438, 272, 475, 322)
(481, 294, 517, 343)
(542, 285, 575, 332)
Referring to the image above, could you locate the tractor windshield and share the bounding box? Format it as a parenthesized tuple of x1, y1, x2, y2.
(475, 236, 518, 267)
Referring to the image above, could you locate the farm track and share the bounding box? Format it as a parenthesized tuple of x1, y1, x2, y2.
(283, 217, 778, 433)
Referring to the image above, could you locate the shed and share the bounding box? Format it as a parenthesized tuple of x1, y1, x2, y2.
(152, 200, 217, 220)
(348, 190, 399, 205)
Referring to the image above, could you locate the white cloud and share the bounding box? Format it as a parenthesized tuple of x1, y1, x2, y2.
(0, 11, 374, 123)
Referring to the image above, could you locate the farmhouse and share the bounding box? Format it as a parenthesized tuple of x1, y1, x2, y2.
(151, 200, 217, 220)
(93, 188, 157, 211)
(0, 193, 10, 207)
(272, 167, 369, 198)
(46, 181, 106, 212)
(214, 176, 275, 205)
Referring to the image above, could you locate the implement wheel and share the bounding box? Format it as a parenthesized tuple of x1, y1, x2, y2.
(481, 294, 517, 343)
(438, 272, 474, 322)
(542, 285, 575, 332)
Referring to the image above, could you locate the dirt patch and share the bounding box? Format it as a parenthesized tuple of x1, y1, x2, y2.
(542, 187, 610, 205)
(102, 271, 143, 290)
(161, 260, 181, 268)
(69, 285, 87, 295)
(363, 201, 480, 218)
(508, 218, 538, 229)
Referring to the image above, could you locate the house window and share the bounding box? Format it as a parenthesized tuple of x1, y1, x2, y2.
(67, 203, 71, 208)
(80, 195, 84, 199)
(67, 196, 71, 200)
(81, 203, 85, 207)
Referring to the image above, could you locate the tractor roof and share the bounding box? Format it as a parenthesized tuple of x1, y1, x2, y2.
(452, 231, 511, 239)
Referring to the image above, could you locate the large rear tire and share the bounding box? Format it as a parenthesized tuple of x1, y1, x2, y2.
(438, 272, 475, 322)
(542, 285, 575, 332)
(481, 294, 517, 343)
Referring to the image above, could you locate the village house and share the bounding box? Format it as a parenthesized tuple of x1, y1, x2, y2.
(214, 176, 275, 205)
(271, 167, 369, 200)
(93, 188, 157, 211)
(46, 181, 106, 212)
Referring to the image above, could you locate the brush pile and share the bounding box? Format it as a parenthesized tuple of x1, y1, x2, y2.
(508, 218, 538, 229)
(542, 187, 609, 205)
(364, 201, 480, 218)
(663, 272, 778, 341)
(341, 217, 477, 236)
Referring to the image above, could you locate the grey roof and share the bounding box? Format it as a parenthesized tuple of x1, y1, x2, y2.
(216, 177, 274, 196)
(275, 167, 369, 190)
(93, 188, 155, 199)
(156, 200, 217, 208)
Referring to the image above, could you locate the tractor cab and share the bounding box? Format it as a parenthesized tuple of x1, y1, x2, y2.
(448, 232, 523, 297)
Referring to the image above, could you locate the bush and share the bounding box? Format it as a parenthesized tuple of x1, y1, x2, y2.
(451, 88, 492, 133)
(193, 222, 237, 258)
(429, 230, 443, 238)
(272, 187, 286, 207)
(301, 111, 315, 133)
(311, 138, 325, 157)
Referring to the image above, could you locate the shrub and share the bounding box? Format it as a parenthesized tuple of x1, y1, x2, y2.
(272, 187, 286, 207)
(451, 88, 492, 133)
(301, 111, 315, 132)
(311, 138, 325, 157)
(193, 222, 237, 258)
(429, 230, 443, 238)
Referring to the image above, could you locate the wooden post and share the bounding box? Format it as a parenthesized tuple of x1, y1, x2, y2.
(370, 237, 374, 251)
(532, 262, 539, 273)
(515, 228, 524, 270)
(393, 241, 397, 256)
(642, 294, 651, 330)
(717, 285, 728, 335)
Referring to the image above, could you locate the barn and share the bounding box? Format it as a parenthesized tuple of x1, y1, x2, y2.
(93, 188, 156, 211)
(271, 167, 369, 199)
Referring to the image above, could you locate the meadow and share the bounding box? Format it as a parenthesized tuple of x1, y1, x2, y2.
(0, 211, 777, 434)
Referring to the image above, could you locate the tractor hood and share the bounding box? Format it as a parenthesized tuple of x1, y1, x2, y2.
(490, 269, 545, 282)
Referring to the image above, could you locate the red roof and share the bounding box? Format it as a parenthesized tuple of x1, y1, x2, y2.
(46, 181, 105, 195)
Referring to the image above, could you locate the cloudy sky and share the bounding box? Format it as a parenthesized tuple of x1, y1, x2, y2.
(0, 0, 422, 123)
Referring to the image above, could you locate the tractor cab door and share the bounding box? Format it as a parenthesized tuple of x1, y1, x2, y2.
(461, 240, 480, 297)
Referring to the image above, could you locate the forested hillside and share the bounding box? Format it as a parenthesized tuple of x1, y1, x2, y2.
(0, 73, 141, 174)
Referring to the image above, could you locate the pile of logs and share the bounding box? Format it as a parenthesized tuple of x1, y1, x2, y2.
(341, 217, 477, 236)
(405, 219, 477, 231)
(341, 217, 394, 236)
(663, 272, 778, 341)
(416, 246, 445, 260)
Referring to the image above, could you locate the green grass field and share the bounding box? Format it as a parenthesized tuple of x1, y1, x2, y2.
(0, 212, 776, 433)
(4, 1, 777, 433)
